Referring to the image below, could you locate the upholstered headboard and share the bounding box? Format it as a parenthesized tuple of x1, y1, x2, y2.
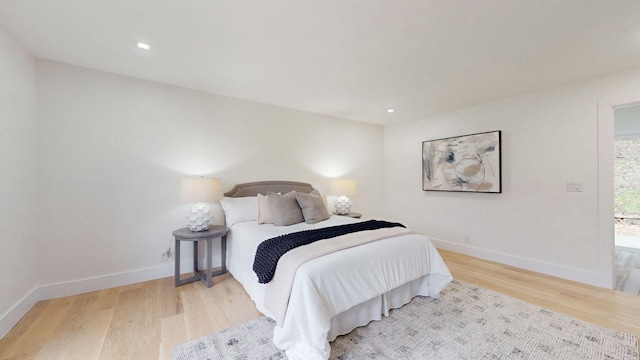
(223, 181, 315, 198)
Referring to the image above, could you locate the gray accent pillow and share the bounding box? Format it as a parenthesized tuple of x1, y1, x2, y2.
(268, 191, 305, 226)
(296, 191, 331, 224)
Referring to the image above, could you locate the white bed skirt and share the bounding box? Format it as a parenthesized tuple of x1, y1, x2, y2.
(327, 275, 429, 341)
(273, 272, 450, 360)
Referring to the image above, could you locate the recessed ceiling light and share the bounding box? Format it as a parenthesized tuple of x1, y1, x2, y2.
(387, 108, 395, 113)
(137, 42, 150, 50)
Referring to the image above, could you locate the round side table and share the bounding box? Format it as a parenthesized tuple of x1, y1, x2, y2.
(173, 225, 229, 288)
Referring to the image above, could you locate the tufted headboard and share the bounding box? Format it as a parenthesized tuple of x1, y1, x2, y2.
(223, 180, 315, 198)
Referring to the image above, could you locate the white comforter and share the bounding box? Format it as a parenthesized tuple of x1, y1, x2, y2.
(226, 216, 453, 360)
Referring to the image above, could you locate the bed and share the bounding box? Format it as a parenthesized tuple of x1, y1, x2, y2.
(219, 180, 453, 360)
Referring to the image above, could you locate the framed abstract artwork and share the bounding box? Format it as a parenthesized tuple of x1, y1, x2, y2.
(422, 130, 501, 193)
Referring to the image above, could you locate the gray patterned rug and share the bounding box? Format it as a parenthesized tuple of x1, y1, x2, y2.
(172, 280, 638, 359)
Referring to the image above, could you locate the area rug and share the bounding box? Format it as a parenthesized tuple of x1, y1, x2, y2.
(172, 279, 638, 359)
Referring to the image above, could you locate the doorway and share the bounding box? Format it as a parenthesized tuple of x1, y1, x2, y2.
(613, 105, 640, 295)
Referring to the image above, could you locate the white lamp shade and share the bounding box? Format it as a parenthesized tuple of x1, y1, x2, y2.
(180, 177, 222, 231)
(331, 178, 356, 215)
(330, 178, 357, 196)
(180, 177, 223, 203)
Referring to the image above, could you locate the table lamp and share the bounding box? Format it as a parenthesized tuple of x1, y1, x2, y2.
(180, 177, 223, 231)
(330, 178, 357, 215)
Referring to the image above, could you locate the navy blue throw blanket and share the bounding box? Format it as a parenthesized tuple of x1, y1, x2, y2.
(253, 220, 405, 284)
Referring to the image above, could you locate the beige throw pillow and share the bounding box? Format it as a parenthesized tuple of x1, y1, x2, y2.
(268, 191, 305, 226)
(257, 193, 272, 224)
(296, 191, 331, 224)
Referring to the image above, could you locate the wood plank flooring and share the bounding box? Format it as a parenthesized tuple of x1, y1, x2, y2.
(1, 250, 639, 359)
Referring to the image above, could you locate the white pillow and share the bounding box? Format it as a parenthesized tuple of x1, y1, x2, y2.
(220, 196, 258, 226)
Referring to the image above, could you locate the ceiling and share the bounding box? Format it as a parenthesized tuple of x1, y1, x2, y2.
(2, 1, 640, 125)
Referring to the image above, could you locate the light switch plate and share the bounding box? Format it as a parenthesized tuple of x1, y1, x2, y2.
(567, 181, 583, 192)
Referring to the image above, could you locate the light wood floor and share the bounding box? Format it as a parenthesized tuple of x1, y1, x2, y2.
(1, 249, 639, 359)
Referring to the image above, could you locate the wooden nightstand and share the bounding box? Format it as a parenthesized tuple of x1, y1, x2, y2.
(173, 225, 229, 288)
(333, 212, 362, 219)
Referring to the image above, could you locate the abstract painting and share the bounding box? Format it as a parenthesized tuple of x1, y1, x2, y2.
(422, 130, 501, 193)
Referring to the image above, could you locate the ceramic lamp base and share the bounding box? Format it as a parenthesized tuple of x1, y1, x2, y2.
(335, 195, 352, 215)
(187, 203, 212, 231)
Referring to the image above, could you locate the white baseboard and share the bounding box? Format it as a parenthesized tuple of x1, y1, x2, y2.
(1, 259, 196, 339)
(431, 238, 604, 287)
(0, 287, 40, 340)
(34, 261, 184, 301)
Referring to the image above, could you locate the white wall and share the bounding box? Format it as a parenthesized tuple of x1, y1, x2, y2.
(35, 60, 384, 287)
(384, 67, 640, 287)
(0, 26, 38, 335)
